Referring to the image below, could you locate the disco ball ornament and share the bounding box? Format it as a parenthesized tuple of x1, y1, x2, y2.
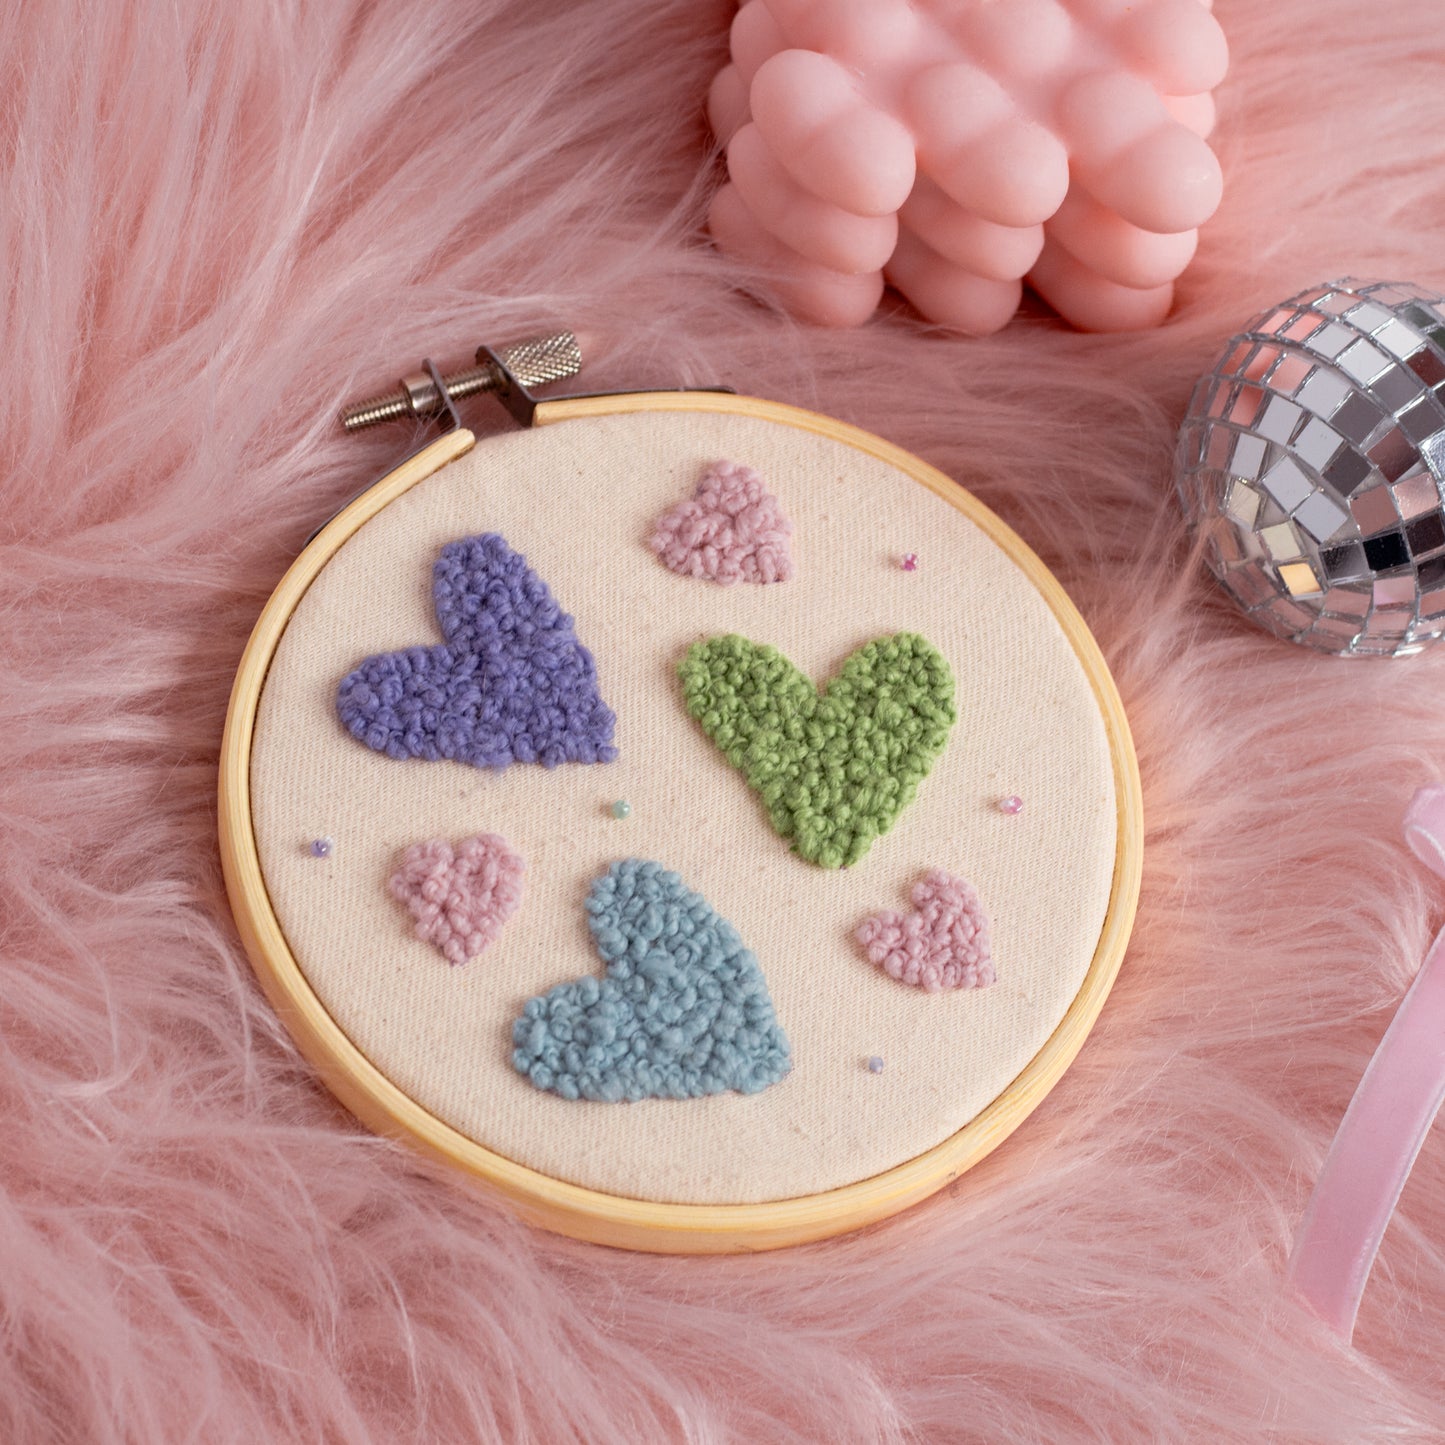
(1175, 279, 1445, 656)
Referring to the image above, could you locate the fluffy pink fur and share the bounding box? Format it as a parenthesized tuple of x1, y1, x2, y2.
(651, 459, 795, 583)
(5, 0, 1445, 1439)
(858, 869, 994, 991)
(389, 835, 525, 967)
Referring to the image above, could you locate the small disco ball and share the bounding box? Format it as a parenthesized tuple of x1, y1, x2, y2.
(1175, 278, 1445, 656)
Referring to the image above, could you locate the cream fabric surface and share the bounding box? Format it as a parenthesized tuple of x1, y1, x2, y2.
(249, 409, 1119, 1205)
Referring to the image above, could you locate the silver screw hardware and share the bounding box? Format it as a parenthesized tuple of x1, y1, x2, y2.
(340, 331, 582, 431)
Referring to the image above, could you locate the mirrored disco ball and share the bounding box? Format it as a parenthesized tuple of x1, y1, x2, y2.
(1175, 279, 1445, 656)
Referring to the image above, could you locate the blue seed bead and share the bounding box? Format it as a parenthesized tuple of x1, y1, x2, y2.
(867, 1055, 885, 1074)
(611, 799, 632, 820)
(309, 837, 333, 859)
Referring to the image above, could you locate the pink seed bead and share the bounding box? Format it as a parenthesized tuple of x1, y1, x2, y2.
(997, 795, 1024, 815)
(901, 552, 918, 571)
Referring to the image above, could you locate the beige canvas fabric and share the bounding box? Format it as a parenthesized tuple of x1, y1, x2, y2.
(249, 409, 1119, 1204)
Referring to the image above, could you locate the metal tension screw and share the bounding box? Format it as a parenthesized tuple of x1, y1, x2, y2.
(340, 331, 582, 431)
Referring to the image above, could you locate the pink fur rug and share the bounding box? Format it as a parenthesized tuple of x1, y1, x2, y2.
(5, 1, 1445, 1439)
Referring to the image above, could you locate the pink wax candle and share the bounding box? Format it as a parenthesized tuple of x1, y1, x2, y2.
(707, 0, 1228, 333)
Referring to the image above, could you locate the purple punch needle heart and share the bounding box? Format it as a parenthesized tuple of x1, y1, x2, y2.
(336, 534, 618, 769)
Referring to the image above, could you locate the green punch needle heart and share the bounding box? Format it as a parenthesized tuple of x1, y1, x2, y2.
(679, 633, 956, 868)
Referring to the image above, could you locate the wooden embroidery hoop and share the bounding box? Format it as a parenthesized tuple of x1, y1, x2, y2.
(219, 372, 1144, 1256)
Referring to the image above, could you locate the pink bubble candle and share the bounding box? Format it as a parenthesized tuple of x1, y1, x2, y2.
(707, 0, 1228, 333)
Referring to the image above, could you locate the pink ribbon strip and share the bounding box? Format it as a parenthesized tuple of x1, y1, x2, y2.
(1288, 785, 1445, 1340)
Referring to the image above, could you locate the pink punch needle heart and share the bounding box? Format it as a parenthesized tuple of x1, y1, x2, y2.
(858, 869, 994, 992)
(388, 834, 525, 966)
(651, 460, 794, 585)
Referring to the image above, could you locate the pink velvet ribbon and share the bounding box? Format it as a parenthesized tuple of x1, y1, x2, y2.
(1289, 784, 1445, 1340)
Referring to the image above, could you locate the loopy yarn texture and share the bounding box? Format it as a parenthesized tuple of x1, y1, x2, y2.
(650, 459, 795, 585)
(857, 869, 995, 991)
(679, 633, 956, 869)
(511, 860, 792, 1102)
(388, 834, 525, 967)
(336, 534, 617, 769)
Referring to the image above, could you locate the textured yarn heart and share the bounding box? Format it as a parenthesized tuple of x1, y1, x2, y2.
(857, 869, 994, 992)
(650, 459, 794, 585)
(389, 834, 525, 966)
(336, 533, 617, 770)
(511, 859, 791, 1102)
(679, 633, 955, 869)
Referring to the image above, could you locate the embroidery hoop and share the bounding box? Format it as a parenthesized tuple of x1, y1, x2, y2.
(219, 354, 1144, 1255)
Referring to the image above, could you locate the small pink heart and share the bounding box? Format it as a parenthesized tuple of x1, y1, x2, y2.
(857, 869, 994, 992)
(651, 460, 794, 585)
(388, 834, 525, 966)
